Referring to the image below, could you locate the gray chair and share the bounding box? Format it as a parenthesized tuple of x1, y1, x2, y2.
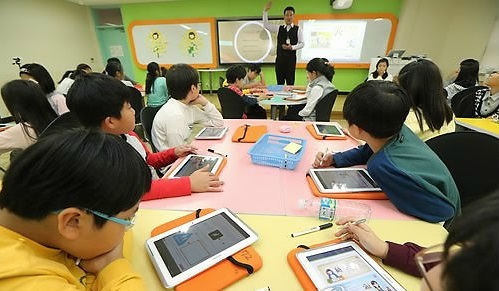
(140, 106, 162, 153)
(315, 90, 339, 122)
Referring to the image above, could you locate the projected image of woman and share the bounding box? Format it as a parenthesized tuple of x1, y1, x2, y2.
(368, 58, 393, 81)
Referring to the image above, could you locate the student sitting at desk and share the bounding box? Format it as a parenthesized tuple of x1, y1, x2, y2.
(367, 58, 393, 81)
(226, 64, 269, 119)
(242, 63, 266, 90)
(313, 81, 460, 223)
(19, 63, 69, 115)
(287, 57, 336, 121)
(474, 70, 499, 118)
(0, 80, 57, 154)
(444, 59, 479, 103)
(151, 64, 224, 150)
(0, 129, 150, 290)
(66, 73, 224, 200)
(335, 192, 499, 291)
(398, 59, 455, 141)
(56, 63, 92, 95)
(145, 62, 168, 107)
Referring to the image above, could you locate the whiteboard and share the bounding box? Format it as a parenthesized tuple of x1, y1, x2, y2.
(297, 17, 394, 65)
(129, 19, 216, 68)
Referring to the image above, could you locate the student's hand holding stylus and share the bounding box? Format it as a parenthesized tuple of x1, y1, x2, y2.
(334, 218, 389, 259)
(312, 151, 333, 168)
(190, 165, 224, 193)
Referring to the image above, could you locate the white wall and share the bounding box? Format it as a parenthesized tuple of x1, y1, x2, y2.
(0, 0, 102, 117)
(395, 0, 498, 77)
(481, 19, 499, 73)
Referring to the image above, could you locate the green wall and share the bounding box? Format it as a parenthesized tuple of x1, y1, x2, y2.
(121, 0, 402, 92)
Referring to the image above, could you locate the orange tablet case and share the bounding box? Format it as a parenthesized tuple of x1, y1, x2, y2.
(287, 239, 343, 291)
(306, 173, 388, 200)
(231, 124, 268, 143)
(150, 209, 263, 291)
(306, 124, 347, 140)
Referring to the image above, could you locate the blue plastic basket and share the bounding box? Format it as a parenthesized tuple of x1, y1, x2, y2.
(248, 134, 307, 170)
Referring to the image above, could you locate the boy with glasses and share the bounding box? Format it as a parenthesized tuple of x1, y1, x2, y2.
(0, 129, 151, 290)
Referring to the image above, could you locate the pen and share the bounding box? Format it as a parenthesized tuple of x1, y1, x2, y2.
(319, 148, 328, 166)
(291, 222, 333, 238)
(207, 148, 227, 157)
(254, 287, 270, 291)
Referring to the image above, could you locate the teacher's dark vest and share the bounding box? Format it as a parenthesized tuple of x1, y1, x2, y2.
(277, 25, 299, 58)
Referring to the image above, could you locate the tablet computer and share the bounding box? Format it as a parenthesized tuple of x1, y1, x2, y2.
(195, 127, 229, 140)
(167, 154, 223, 178)
(308, 168, 381, 193)
(146, 208, 259, 288)
(296, 241, 406, 291)
(312, 123, 345, 138)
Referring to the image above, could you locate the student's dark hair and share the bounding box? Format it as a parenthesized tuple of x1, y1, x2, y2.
(371, 58, 390, 79)
(107, 57, 121, 64)
(0, 129, 151, 228)
(226, 65, 247, 83)
(105, 61, 123, 78)
(398, 59, 453, 132)
(306, 58, 335, 81)
(283, 6, 295, 14)
(145, 62, 160, 94)
(1, 80, 57, 138)
(442, 191, 499, 291)
(165, 63, 199, 100)
(66, 73, 130, 128)
(453, 59, 479, 88)
(343, 81, 411, 138)
(58, 64, 92, 83)
(70, 63, 91, 79)
(19, 63, 56, 94)
(248, 63, 262, 74)
(161, 66, 168, 77)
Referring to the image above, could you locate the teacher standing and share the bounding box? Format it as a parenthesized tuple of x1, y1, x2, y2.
(263, 1, 304, 85)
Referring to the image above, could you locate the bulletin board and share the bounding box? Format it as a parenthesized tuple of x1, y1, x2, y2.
(128, 18, 217, 69)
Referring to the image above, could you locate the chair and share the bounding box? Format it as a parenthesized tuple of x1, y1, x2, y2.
(450, 85, 487, 118)
(217, 87, 245, 119)
(128, 86, 145, 124)
(315, 89, 339, 122)
(39, 111, 82, 138)
(426, 131, 499, 227)
(140, 106, 162, 153)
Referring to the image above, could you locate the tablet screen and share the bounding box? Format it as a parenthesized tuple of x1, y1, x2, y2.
(152, 212, 251, 277)
(316, 124, 342, 135)
(297, 242, 405, 290)
(309, 169, 381, 193)
(171, 155, 221, 177)
(195, 127, 228, 139)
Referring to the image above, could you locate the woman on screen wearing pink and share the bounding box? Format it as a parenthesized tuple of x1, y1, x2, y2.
(367, 58, 393, 81)
(334, 192, 499, 291)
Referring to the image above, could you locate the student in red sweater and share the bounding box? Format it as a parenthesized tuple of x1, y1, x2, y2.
(66, 73, 224, 200)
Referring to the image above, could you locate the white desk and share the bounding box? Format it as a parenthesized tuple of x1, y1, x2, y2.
(131, 209, 447, 291)
(198, 68, 227, 94)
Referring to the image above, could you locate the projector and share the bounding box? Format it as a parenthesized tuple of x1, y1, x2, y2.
(331, 0, 353, 9)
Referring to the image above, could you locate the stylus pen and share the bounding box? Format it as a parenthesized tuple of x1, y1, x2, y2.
(291, 222, 333, 238)
(207, 148, 227, 157)
(254, 287, 270, 291)
(319, 148, 329, 166)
